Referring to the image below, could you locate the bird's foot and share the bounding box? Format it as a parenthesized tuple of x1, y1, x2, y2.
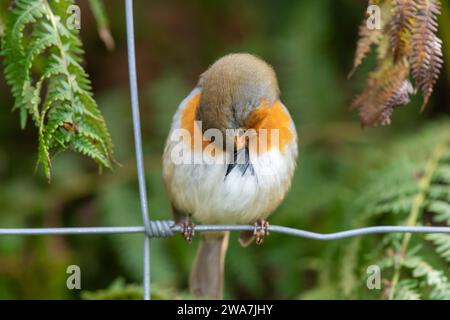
(180, 219, 195, 243)
(253, 219, 269, 245)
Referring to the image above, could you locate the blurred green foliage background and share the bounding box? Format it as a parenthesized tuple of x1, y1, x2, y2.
(0, 0, 449, 299)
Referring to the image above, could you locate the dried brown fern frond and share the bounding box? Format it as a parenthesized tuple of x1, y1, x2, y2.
(353, 60, 413, 126)
(349, 0, 388, 77)
(349, 20, 383, 77)
(350, 0, 443, 127)
(410, 0, 443, 108)
(390, 0, 415, 61)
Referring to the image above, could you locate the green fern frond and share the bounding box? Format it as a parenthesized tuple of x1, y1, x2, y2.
(426, 234, 450, 263)
(1, 0, 113, 180)
(394, 279, 421, 299)
(341, 121, 450, 299)
(428, 200, 450, 224)
(403, 256, 450, 299)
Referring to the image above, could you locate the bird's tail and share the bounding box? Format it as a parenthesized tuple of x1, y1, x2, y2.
(190, 231, 229, 299)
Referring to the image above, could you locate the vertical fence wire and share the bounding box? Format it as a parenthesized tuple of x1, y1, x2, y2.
(125, 0, 151, 300)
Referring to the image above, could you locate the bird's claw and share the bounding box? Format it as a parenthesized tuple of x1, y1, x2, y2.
(180, 220, 195, 243)
(253, 219, 269, 245)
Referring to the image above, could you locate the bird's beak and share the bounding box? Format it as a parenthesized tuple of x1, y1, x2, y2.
(233, 128, 256, 151)
(234, 133, 246, 151)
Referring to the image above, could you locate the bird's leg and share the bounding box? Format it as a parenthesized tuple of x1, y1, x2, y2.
(179, 217, 195, 244)
(253, 218, 269, 245)
(172, 207, 196, 244)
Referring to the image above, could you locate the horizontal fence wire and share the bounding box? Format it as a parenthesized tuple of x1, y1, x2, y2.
(1, 0, 450, 301)
(1, 222, 450, 240)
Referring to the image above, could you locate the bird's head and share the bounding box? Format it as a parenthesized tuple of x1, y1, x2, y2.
(196, 53, 280, 150)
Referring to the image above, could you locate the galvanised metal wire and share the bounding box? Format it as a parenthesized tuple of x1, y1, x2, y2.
(1, 0, 450, 301)
(125, 0, 152, 300)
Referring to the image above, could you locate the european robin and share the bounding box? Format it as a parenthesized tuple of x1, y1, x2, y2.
(162, 53, 298, 299)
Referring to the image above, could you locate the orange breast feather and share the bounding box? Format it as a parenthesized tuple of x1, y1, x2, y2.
(180, 92, 211, 151)
(245, 100, 294, 153)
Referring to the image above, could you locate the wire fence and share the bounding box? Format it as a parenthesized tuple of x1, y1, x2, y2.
(1, 0, 450, 300)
